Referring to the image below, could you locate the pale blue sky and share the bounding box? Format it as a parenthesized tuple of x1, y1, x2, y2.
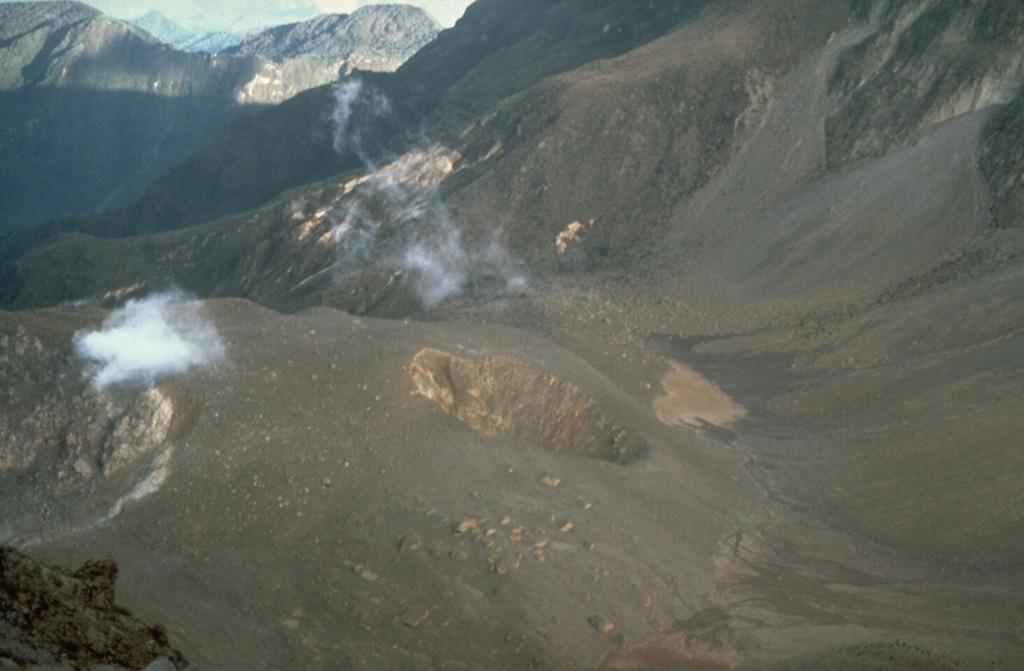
(0, 0, 473, 29)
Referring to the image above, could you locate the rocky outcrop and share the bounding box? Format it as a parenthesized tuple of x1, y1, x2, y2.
(0, 547, 187, 670)
(1, 384, 172, 484)
(980, 87, 1024, 229)
(825, 0, 1024, 167)
(0, 318, 177, 533)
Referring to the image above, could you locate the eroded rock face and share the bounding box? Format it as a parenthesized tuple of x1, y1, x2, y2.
(0, 385, 174, 494)
(826, 0, 1024, 167)
(981, 89, 1024, 230)
(410, 348, 647, 464)
(0, 547, 187, 670)
(0, 321, 176, 509)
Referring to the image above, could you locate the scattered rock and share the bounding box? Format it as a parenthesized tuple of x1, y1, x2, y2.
(588, 616, 615, 633)
(399, 532, 423, 552)
(353, 565, 378, 582)
(455, 517, 480, 534)
(73, 458, 93, 478)
(540, 476, 562, 487)
(627, 584, 653, 609)
(400, 606, 431, 627)
(488, 553, 522, 575)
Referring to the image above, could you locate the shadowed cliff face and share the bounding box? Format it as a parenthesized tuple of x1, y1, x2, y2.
(388, 0, 720, 120)
(0, 0, 864, 310)
(981, 87, 1024, 230)
(825, 0, 1024, 168)
(0, 1, 435, 232)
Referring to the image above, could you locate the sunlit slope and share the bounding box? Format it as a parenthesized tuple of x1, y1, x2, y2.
(223, 5, 440, 73)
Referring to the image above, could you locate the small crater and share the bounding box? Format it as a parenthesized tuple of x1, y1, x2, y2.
(410, 348, 647, 464)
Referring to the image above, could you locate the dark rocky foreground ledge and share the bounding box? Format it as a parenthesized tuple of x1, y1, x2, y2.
(0, 547, 188, 671)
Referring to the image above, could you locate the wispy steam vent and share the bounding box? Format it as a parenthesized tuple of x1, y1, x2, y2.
(329, 146, 525, 308)
(331, 78, 391, 165)
(74, 290, 225, 389)
(326, 76, 525, 309)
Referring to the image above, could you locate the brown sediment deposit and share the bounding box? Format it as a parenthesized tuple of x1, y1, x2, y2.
(598, 608, 739, 669)
(652, 360, 747, 429)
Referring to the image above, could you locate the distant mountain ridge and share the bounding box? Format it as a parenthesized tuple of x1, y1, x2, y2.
(128, 10, 243, 52)
(223, 5, 441, 74)
(5, 0, 1022, 314)
(0, 1, 439, 231)
(11, 0, 718, 248)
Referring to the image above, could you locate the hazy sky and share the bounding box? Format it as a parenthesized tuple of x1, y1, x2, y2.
(0, 0, 474, 29)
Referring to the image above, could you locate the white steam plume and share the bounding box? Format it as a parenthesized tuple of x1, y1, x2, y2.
(402, 220, 469, 309)
(331, 78, 391, 167)
(327, 77, 525, 308)
(330, 148, 525, 308)
(74, 289, 225, 389)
